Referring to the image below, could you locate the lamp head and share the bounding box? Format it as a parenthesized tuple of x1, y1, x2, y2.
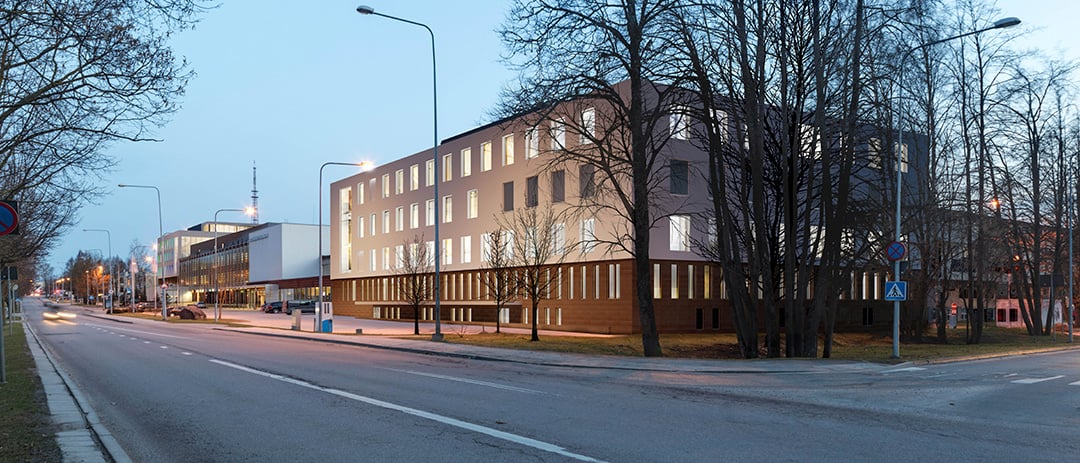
(356, 5, 375, 15)
(993, 17, 1021, 29)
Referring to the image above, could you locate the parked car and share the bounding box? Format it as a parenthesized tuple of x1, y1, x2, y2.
(261, 301, 283, 313)
(283, 300, 316, 315)
(195, 301, 207, 309)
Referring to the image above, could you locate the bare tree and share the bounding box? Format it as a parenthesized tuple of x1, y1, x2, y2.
(481, 228, 517, 334)
(503, 204, 568, 342)
(0, 0, 207, 267)
(396, 235, 432, 335)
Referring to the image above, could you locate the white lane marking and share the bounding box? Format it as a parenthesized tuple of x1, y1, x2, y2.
(84, 323, 187, 339)
(159, 346, 168, 349)
(1011, 375, 1064, 384)
(1070, 380, 1080, 386)
(182, 352, 193, 356)
(882, 367, 926, 374)
(383, 368, 545, 394)
(210, 360, 602, 462)
(143, 341, 151, 344)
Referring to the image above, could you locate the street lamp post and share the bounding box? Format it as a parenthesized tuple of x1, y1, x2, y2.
(212, 208, 254, 323)
(891, 17, 1020, 358)
(356, 5, 443, 341)
(119, 184, 166, 320)
(83, 228, 113, 312)
(317, 162, 369, 333)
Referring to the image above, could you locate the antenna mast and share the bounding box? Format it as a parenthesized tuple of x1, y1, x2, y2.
(251, 161, 259, 224)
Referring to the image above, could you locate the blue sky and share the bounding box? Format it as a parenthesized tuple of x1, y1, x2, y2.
(50, 1, 1078, 272)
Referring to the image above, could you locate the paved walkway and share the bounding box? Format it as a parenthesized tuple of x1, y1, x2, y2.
(30, 302, 889, 462)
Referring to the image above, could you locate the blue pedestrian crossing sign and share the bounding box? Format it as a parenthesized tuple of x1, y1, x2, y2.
(884, 281, 907, 301)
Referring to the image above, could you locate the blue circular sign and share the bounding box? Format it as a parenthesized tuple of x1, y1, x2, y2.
(886, 241, 906, 261)
(0, 201, 18, 236)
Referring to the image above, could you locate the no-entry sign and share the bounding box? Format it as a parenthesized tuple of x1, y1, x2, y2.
(0, 200, 18, 236)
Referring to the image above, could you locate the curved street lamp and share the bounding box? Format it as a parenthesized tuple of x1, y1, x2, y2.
(317, 161, 371, 333)
(212, 207, 255, 322)
(891, 16, 1020, 358)
(356, 5, 444, 341)
(119, 183, 167, 320)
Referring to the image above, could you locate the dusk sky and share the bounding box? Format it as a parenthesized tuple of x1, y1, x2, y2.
(50, 1, 1079, 272)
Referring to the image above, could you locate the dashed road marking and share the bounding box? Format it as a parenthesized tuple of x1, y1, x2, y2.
(882, 367, 926, 374)
(1069, 380, 1080, 386)
(1011, 375, 1064, 384)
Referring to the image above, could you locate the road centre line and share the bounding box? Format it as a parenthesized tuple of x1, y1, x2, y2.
(881, 367, 926, 374)
(382, 368, 546, 394)
(1070, 381, 1080, 386)
(85, 323, 187, 339)
(210, 359, 602, 463)
(1011, 375, 1064, 384)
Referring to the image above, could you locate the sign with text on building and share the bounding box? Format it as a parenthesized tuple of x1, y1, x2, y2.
(884, 281, 907, 301)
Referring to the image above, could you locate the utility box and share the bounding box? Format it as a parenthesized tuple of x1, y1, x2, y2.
(320, 301, 333, 333)
(291, 307, 302, 331)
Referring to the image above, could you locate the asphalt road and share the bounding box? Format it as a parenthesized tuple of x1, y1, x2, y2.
(25, 298, 1080, 462)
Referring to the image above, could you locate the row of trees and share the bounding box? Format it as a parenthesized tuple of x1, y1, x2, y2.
(495, 0, 1076, 357)
(1, 1, 208, 289)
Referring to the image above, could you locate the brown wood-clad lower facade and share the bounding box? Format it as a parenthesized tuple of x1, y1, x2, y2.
(330, 258, 896, 334)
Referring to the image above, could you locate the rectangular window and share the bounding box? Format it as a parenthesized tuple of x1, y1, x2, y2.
(526, 128, 539, 159)
(551, 118, 566, 150)
(670, 159, 688, 195)
(370, 249, 376, 271)
(358, 216, 365, 238)
(381, 173, 390, 198)
(704, 265, 712, 299)
(688, 265, 695, 299)
(467, 189, 478, 219)
(370, 213, 376, 236)
(382, 247, 390, 270)
(443, 153, 453, 182)
(395, 206, 404, 232)
(426, 159, 435, 186)
(358, 182, 365, 205)
(670, 105, 690, 140)
(426, 199, 435, 226)
(442, 238, 453, 266)
(712, 307, 720, 329)
(410, 164, 419, 191)
(579, 164, 595, 199)
(896, 142, 909, 173)
(395, 244, 404, 269)
(382, 210, 390, 234)
(551, 170, 565, 203)
(580, 107, 596, 144)
(502, 134, 515, 166)
(461, 236, 472, 264)
(552, 223, 566, 255)
(443, 195, 453, 223)
(526, 175, 538, 208)
(653, 263, 661, 299)
(461, 148, 472, 177)
(481, 142, 492, 171)
(481, 232, 492, 262)
(410, 203, 419, 229)
(503, 181, 514, 211)
(671, 264, 679, 299)
(669, 215, 690, 251)
(426, 241, 435, 267)
(395, 169, 404, 195)
(580, 218, 595, 253)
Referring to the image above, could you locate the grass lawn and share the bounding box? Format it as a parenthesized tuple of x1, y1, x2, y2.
(432, 325, 1080, 362)
(0, 322, 62, 462)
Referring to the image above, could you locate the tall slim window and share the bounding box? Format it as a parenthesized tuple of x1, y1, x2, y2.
(502, 134, 515, 166)
(370, 213, 376, 236)
(358, 216, 365, 238)
(526, 175, 539, 208)
(395, 206, 404, 231)
(370, 249, 376, 271)
(551, 118, 566, 150)
(550, 170, 566, 203)
(443, 153, 453, 182)
(579, 164, 595, 199)
(552, 223, 565, 255)
(580, 107, 596, 144)
(358, 182, 365, 205)
(395, 245, 404, 269)
(381, 173, 390, 198)
(382, 210, 390, 234)
(443, 195, 453, 223)
(382, 247, 390, 270)
(481, 141, 492, 171)
(481, 232, 493, 262)
(653, 263, 661, 299)
(526, 128, 539, 158)
(467, 189, 478, 219)
(410, 203, 419, 229)
(442, 238, 453, 266)
(671, 264, 679, 299)
(461, 148, 472, 177)
(426, 159, 435, 186)
(670, 105, 690, 140)
(426, 199, 435, 226)
(670, 215, 690, 251)
(410, 164, 419, 190)
(503, 181, 514, 211)
(395, 169, 404, 195)
(670, 159, 688, 195)
(461, 236, 472, 264)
